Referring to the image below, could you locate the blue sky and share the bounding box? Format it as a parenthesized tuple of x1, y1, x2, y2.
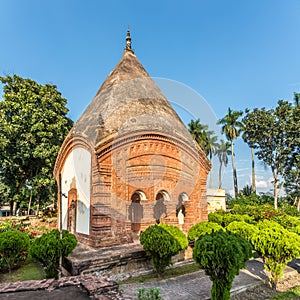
(1, 0, 300, 195)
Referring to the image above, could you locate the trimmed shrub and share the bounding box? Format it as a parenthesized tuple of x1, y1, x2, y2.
(0, 230, 30, 274)
(226, 221, 259, 243)
(188, 221, 224, 242)
(30, 229, 77, 278)
(158, 223, 188, 250)
(208, 211, 255, 227)
(140, 225, 181, 277)
(193, 230, 252, 300)
(251, 220, 300, 289)
(207, 210, 226, 225)
(274, 215, 300, 231)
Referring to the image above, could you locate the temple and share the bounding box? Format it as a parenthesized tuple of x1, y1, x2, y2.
(54, 30, 210, 248)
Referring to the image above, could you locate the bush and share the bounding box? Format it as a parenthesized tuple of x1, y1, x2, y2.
(158, 223, 188, 250)
(0, 230, 30, 274)
(251, 220, 300, 289)
(193, 230, 252, 300)
(30, 229, 77, 278)
(226, 221, 259, 243)
(274, 215, 300, 231)
(208, 211, 255, 227)
(188, 221, 224, 242)
(140, 225, 181, 277)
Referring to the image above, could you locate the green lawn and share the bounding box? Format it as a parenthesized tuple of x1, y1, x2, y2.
(0, 258, 45, 283)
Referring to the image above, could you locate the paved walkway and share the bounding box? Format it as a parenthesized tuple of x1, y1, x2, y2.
(121, 258, 300, 300)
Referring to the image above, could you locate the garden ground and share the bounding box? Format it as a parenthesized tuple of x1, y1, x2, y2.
(121, 258, 300, 299)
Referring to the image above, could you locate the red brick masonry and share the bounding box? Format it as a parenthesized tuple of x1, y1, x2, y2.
(0, 275, 126, 299)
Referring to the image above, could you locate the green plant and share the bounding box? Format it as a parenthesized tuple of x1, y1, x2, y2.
(193, 230, 252, 300)
(251, 220, 300, 289)
(208, 211, 255, 227)
(137, 287, 162, 300)
(0, 230, 30, 274)
(30, 229, 77, 278)
(158, 223, 188, 250)
(140, 225, 181, 277)
(188, 221, 224, 241)
(226, 221, 259, 243)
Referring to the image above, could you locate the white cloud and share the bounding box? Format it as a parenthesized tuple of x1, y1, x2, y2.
(255, 176, 272, 189)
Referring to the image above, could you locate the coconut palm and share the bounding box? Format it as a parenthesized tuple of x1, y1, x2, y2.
(188, 119, 218, 187)
(218, 108, 243, 197)
(215, 139, 231, 189)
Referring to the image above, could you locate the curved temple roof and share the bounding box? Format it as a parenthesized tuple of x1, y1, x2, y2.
(71, 30, 197, 149)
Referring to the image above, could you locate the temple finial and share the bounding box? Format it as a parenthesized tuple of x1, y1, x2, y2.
(125, 26, 134, 53)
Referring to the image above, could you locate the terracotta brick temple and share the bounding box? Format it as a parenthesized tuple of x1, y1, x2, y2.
(54, 30, 210, 248)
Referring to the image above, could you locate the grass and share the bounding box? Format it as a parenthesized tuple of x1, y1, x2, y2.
(271, 286, 300, 299)
(121, 262, 199, 284)
(0, 258, 45, 283)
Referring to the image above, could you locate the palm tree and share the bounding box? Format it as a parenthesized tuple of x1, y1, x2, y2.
(215, 139, 231, 189)
(188, 118, 209, 153)
(218, 108, 243, 197)
(188, 119, 218, 187)
(206, 131, 219, 188)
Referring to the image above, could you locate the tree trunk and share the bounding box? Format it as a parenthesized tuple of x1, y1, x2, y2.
(251, 148, 256, 193)
(28, 189, 33, 215)
(273, 173, 278, 210)
(231, 142, 238, 197)
(218, 161, 223, 189)
(12, 201, 17, 216)
(209, 152, 213, 188)
(35, 194, 40, 216)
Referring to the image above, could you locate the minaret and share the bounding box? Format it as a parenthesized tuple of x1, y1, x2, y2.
(125, 27, 134, 54)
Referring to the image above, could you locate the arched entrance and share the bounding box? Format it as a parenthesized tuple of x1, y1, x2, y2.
(128, 191, 145, 233)
(153, 190, 169, 224)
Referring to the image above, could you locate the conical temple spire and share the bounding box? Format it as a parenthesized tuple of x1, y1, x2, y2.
(125, 27, 134, 53)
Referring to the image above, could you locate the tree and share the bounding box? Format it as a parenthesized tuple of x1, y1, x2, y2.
(193, 230, 252, 300)
(218, 108, 243, 197)
(242, 101, 295, 209)
(241, 114, 257, 194)
(30, 229, 77, 278)
(251, 220, 300, 289)
(140, 225, 181, 277)
(0, 230, 30, 275)
(215, 139, 231, 189)
(283, 97, 300, 209)
(0, 75, 73, 214)
(188, 118, 218, 188)
(187, 221, 224, 242)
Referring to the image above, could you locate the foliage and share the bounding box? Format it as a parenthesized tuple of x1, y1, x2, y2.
(226, 221, 259, 243)
(193, 230, 252, 300)
(0, 230, 30, 273)
(242, 100, 299, 209)
(0, 75, 73, 214)
(188, 118, 218, 158)
(215, 139, 231, 189)
(228, 193, 274, 209)
(137, 287, 162, 300)
(218, 107, 243, 197)
(208, 211, 255, 227)
(140, 225, 181, 277)
(274, 215, 300, 231)
(251, 220, 300, 289)
(158, 223, 188, 250)
(30, 229, 77, 278)
(187, 221, 224, 241)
